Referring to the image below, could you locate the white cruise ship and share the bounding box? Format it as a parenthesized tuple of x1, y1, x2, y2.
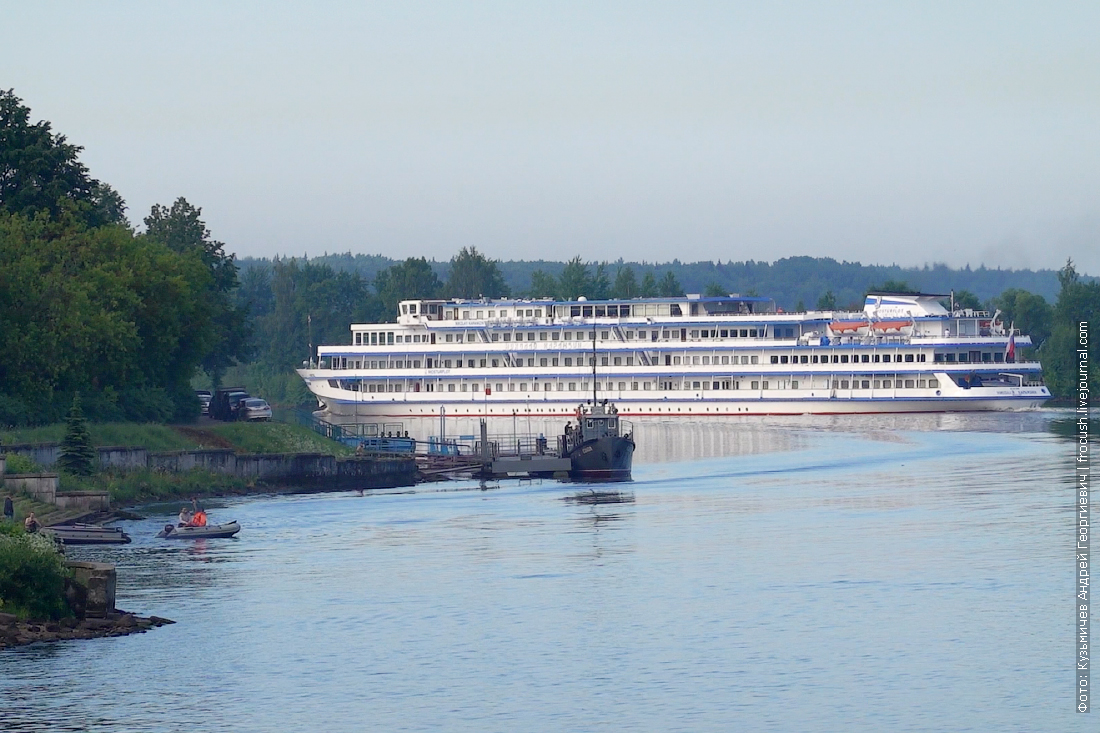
(296, 292, 1049, 419)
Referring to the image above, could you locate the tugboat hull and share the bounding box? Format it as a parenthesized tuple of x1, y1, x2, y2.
(568, 436, 634, 482)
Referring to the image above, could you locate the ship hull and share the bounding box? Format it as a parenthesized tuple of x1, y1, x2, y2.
(303, 391, 1048, 419)
(567, 436, 634, 482)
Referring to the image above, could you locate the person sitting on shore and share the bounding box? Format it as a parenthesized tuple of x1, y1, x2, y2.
(178, 507, 192, 527)
(3, 495, 13, 522)
(24, 512, 39, 534)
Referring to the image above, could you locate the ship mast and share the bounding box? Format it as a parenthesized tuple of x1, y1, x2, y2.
(591, 322, 597, 405)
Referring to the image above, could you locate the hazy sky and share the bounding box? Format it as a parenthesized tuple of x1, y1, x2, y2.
(4, 2, 1098, 273)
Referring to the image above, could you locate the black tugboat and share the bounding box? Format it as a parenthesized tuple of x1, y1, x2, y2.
(560, 401, 634, 481)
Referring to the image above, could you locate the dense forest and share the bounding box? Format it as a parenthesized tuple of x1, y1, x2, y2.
(1, 90, 1097, 423)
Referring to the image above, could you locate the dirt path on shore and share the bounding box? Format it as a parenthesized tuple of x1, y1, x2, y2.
(173, 426, 237, 451)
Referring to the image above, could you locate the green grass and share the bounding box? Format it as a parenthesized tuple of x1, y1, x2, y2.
(61, 469, 249, 506)
(1, 422, 199, 451)
(206, 421, 352, 456)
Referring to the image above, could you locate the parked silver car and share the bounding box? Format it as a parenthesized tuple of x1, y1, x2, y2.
(239, 398, 272, 422)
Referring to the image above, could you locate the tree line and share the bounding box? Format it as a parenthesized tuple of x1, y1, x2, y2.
(1, 89, 1096, 423)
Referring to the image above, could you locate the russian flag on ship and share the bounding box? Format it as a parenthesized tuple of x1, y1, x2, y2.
(1005, 323, 1016, 363)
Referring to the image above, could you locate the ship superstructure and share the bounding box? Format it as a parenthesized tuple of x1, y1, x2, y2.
(296, 292, 1049, 417)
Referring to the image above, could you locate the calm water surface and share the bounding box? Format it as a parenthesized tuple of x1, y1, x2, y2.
(0, 413, 1085, 732)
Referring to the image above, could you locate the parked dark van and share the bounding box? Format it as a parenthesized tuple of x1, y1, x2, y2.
(210, 387, 250, 421)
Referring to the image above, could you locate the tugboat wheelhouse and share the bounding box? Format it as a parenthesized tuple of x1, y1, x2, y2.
(296, 292, 1050, 417)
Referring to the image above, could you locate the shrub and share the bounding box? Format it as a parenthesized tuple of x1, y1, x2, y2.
(3, 453, 41, 473)
(0, 532, 71, 620)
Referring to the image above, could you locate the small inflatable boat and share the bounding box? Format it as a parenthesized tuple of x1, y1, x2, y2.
(157, 521, 241, 539)
(43, 524, 132, 545)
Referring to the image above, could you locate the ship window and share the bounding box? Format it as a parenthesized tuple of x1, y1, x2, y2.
(929, 378, 939, 388)
(721, 356, 729, 365)
(883, 354, 892, 362)
(673, 356, 681, 365)
(526, 358, 534, 367)
(619, 382, 627, 390)
(461, 384, 468, 392)
(467, 360, 475, 368)
(919, 354, 927, 362)
(527, 332, 535, 341)
(595, 306, 606, 317)
(445, 334, 453, 343)
(564, 332, 572, 340)
(779, 355, 788, 364)
(638, 330, 647, 339)
(690, 330, 699, 339)
(448, 384, 455, 392)
(692, 381, 701, 389)
(503, 333, 511, 341)
(462, 310, 469, 319)
(840, 355, 848, 363)
(859, 354, 867, 363)
(692, 356, 700, 365)
(540, 358, 548, 367)
(540, 332, 547, 340)
(860, 380, 869, 389)
(552, 358, 559, 366)
(750, 356, 758, 364)
(535, 309, 542, 317)
(552, 332, 560, 340)
(771, 355, 779, 364)
(544, 383, 551, 391)
(582, 306, 593, 317)
(626, 331, 634, 339)
(791, 380, 799, 389)
(491, 333, 499, 341)
(467, 334, 476, 342)
(812, 355, 819, 363)
(840, 380, 849, 389)
(355, 333, 362, 345)
(491, 359, 499, 367)
(614, 357, 622, 366)
(488, 310, 495, 318)
(702, 356, 709, 365)
(565, 358, 573, 366)
(569, 382, 577, 391)
(906, 354, 915, 362)
(882, 379, 892, 388)
(946, 353, 956, 362)
(750, 329, 758, 337)
(444, 360, 452, 368)
(935, 353, 945, 362)
(905, 379, 915, 388)
(600, 331, 609, 340)
(626, 356, 634, 366)
(799, 355, 808, 364)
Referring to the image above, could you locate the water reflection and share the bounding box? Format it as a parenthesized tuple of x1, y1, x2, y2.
(0, 411, 1077, 733)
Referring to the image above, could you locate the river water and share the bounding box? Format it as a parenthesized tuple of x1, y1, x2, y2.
(0, 412, 1086, 732)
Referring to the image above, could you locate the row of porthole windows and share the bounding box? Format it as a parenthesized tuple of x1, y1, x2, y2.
(771, 353, 926, 365)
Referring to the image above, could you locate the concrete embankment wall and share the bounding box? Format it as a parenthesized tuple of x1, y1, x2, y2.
(3, 444, 416, 491)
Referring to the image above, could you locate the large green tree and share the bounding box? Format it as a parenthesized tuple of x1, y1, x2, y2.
(375, 257, 442, 315)
(446, 247, 508, 299)
(143, 198, 250, 387)
(558, 257, 590, 300)
(989, 288, 1053, 350)
(611, 266, 639, 299)
(1042, 260, 1100, 398)
(0, 89, 126, 228)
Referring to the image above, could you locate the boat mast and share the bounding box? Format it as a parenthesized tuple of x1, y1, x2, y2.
(592, 322, 597, 405)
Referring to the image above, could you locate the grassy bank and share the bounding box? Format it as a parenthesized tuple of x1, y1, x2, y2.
(1, 419, 349, 456)
(1, 419, 351, 510)
(1, 423, 198, 451)
(60, 469, 250, 506)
